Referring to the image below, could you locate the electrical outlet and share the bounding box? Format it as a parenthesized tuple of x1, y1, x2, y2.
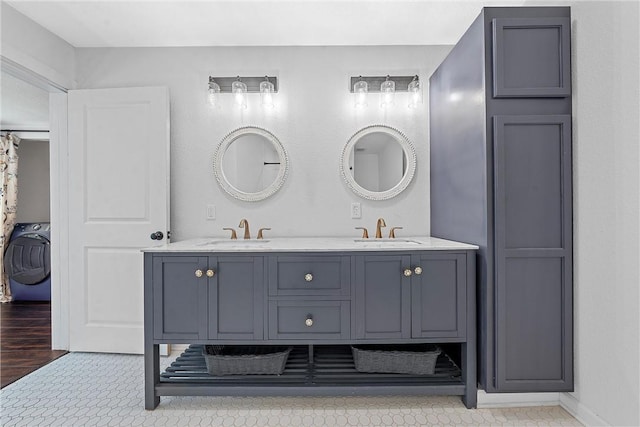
(206, 204, 216, 220)
(351, 202, 362, 219)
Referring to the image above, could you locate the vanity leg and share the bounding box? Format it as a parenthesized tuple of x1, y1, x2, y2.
(461, 342, 477, 409)
(308, 345, 314, 364)
(462, 252, 477, 409)
(145, 343, 160, 410)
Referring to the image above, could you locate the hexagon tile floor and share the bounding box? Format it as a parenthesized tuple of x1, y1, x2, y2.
(0, 352, 582, 426)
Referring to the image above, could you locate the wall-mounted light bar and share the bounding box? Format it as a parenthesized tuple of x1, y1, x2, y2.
(349, 75, 416, 93)
(350, 75, 422, 109)
(209, 76, 279, 93)
(208, 76, 278, 110)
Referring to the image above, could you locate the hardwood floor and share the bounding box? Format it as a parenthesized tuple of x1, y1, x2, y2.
(0, 301, 67, 388)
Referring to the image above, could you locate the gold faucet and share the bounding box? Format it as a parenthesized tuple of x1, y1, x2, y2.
(375, 218, 386, 238)
(223, 227, 237, 239)
(257, 227, 271, 239)
(355, 227, 369, 238)
(389, 226, 403, 238)
(238, 218, 251, 239)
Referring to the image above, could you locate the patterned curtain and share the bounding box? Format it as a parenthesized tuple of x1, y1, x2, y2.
(0, 134, 20, 302)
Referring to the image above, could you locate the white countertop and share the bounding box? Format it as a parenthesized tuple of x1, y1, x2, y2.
(142, 236, 478, 253)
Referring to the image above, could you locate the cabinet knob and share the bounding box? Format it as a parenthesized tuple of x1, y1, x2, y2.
(195, 269, 203, 278)
(206, 269, 215, 278)
(304, 273, 313, 282)
(414, 266, 423, 275)
(305, 316, 313, 327)
(403, 268, 412, 277)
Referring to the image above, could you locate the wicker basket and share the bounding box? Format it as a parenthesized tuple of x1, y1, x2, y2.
(203, 346, 292, 376)
(351, 345, 441, 375)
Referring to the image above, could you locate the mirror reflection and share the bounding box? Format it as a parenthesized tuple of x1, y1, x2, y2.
(349, 132, 407, 192)
(214, 126, 288, 202)
(340, 125, 416, 200)
(222, 134, 280, 193)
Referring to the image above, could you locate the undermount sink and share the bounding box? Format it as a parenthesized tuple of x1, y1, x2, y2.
(353, 238, 421, 246)
(198, 239, 270, 246)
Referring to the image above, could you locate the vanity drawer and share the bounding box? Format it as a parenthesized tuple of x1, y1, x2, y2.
(268, 300, 350, 339)
(268, 255, 350, 296)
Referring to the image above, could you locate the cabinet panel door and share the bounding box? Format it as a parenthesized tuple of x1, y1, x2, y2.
(153, 256, 208, 340)
(208, 256, 264, 340)
(411, 253, 466, 338)
(494, 115, 573, 391)
(492, 17, 570, 98)
(355, 255, 411, 339)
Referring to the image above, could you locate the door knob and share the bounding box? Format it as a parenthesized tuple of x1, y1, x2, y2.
(150, 231, 164, 240)
(414, 266, 423, 275)
(403, 268, 412, 277)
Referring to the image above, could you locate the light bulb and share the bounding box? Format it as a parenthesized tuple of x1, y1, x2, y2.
(208, 79, 220, 108)
(353, 77, 368, 109)
(232, 78, 247, 110)
(408, 76, 422, 109)
(260, 77, 275, 109)
(380, 76, 395, 109)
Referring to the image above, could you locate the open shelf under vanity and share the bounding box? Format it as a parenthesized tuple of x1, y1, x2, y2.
(160, 344, 464, 395)
(158, 344, 464, 395)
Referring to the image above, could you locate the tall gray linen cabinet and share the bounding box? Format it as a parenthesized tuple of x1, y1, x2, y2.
(429, 6, 573, 393)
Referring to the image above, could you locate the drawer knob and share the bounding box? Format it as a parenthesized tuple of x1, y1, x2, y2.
(206, 269, 215, 278)
(195, 269, 203, 278)
(414, 266, 423, 275)
(305, 316, 313, 327)
(304, 273, 313, 282)
(403, 268, 412, 277)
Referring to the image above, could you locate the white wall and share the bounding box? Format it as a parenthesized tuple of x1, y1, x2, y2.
(75, 46, 452, 240)
(16, 139, 50, 223)
(570, 3, 639, 425)
(519, 1, 640, 425)
(0, 4, 76, 90)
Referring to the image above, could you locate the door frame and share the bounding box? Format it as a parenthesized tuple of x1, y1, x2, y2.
(50, 93, 70, 350)
(1, 57, 71, 350)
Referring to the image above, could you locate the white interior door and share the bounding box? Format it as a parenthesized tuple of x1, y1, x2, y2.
(68, 87, 169, 354)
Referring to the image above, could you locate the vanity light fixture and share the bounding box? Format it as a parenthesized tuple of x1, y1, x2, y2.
(260, 76, 275, 109)
(208, 77, 221, 108)
(232, 77, 248, 110)
(207, 75, 279, 110)
(350, 75, 421, 109)
(353, 76, 369, 109)
(380, 75, 396, 108)
(407, 75, 422, 109)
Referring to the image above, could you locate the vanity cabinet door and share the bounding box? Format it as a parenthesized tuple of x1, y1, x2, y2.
(207, 256, 264, 340)
(152, 255, 208, 340)
(355, 255, 412, 339)
(410, 253, 466, 338)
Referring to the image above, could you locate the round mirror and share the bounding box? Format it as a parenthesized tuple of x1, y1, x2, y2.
(340, 125, 416, 200)
(213, 126, 289, 201)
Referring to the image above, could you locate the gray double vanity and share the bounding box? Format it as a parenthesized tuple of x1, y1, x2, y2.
(144, 5, 573, 410)
(144, 237, 478, 409)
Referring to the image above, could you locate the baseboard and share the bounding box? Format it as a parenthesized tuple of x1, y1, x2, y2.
(559, 393, 609, 426)
(477, 390, 561, 408)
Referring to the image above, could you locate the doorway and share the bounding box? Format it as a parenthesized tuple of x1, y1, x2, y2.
(0, 70, 65, 387)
